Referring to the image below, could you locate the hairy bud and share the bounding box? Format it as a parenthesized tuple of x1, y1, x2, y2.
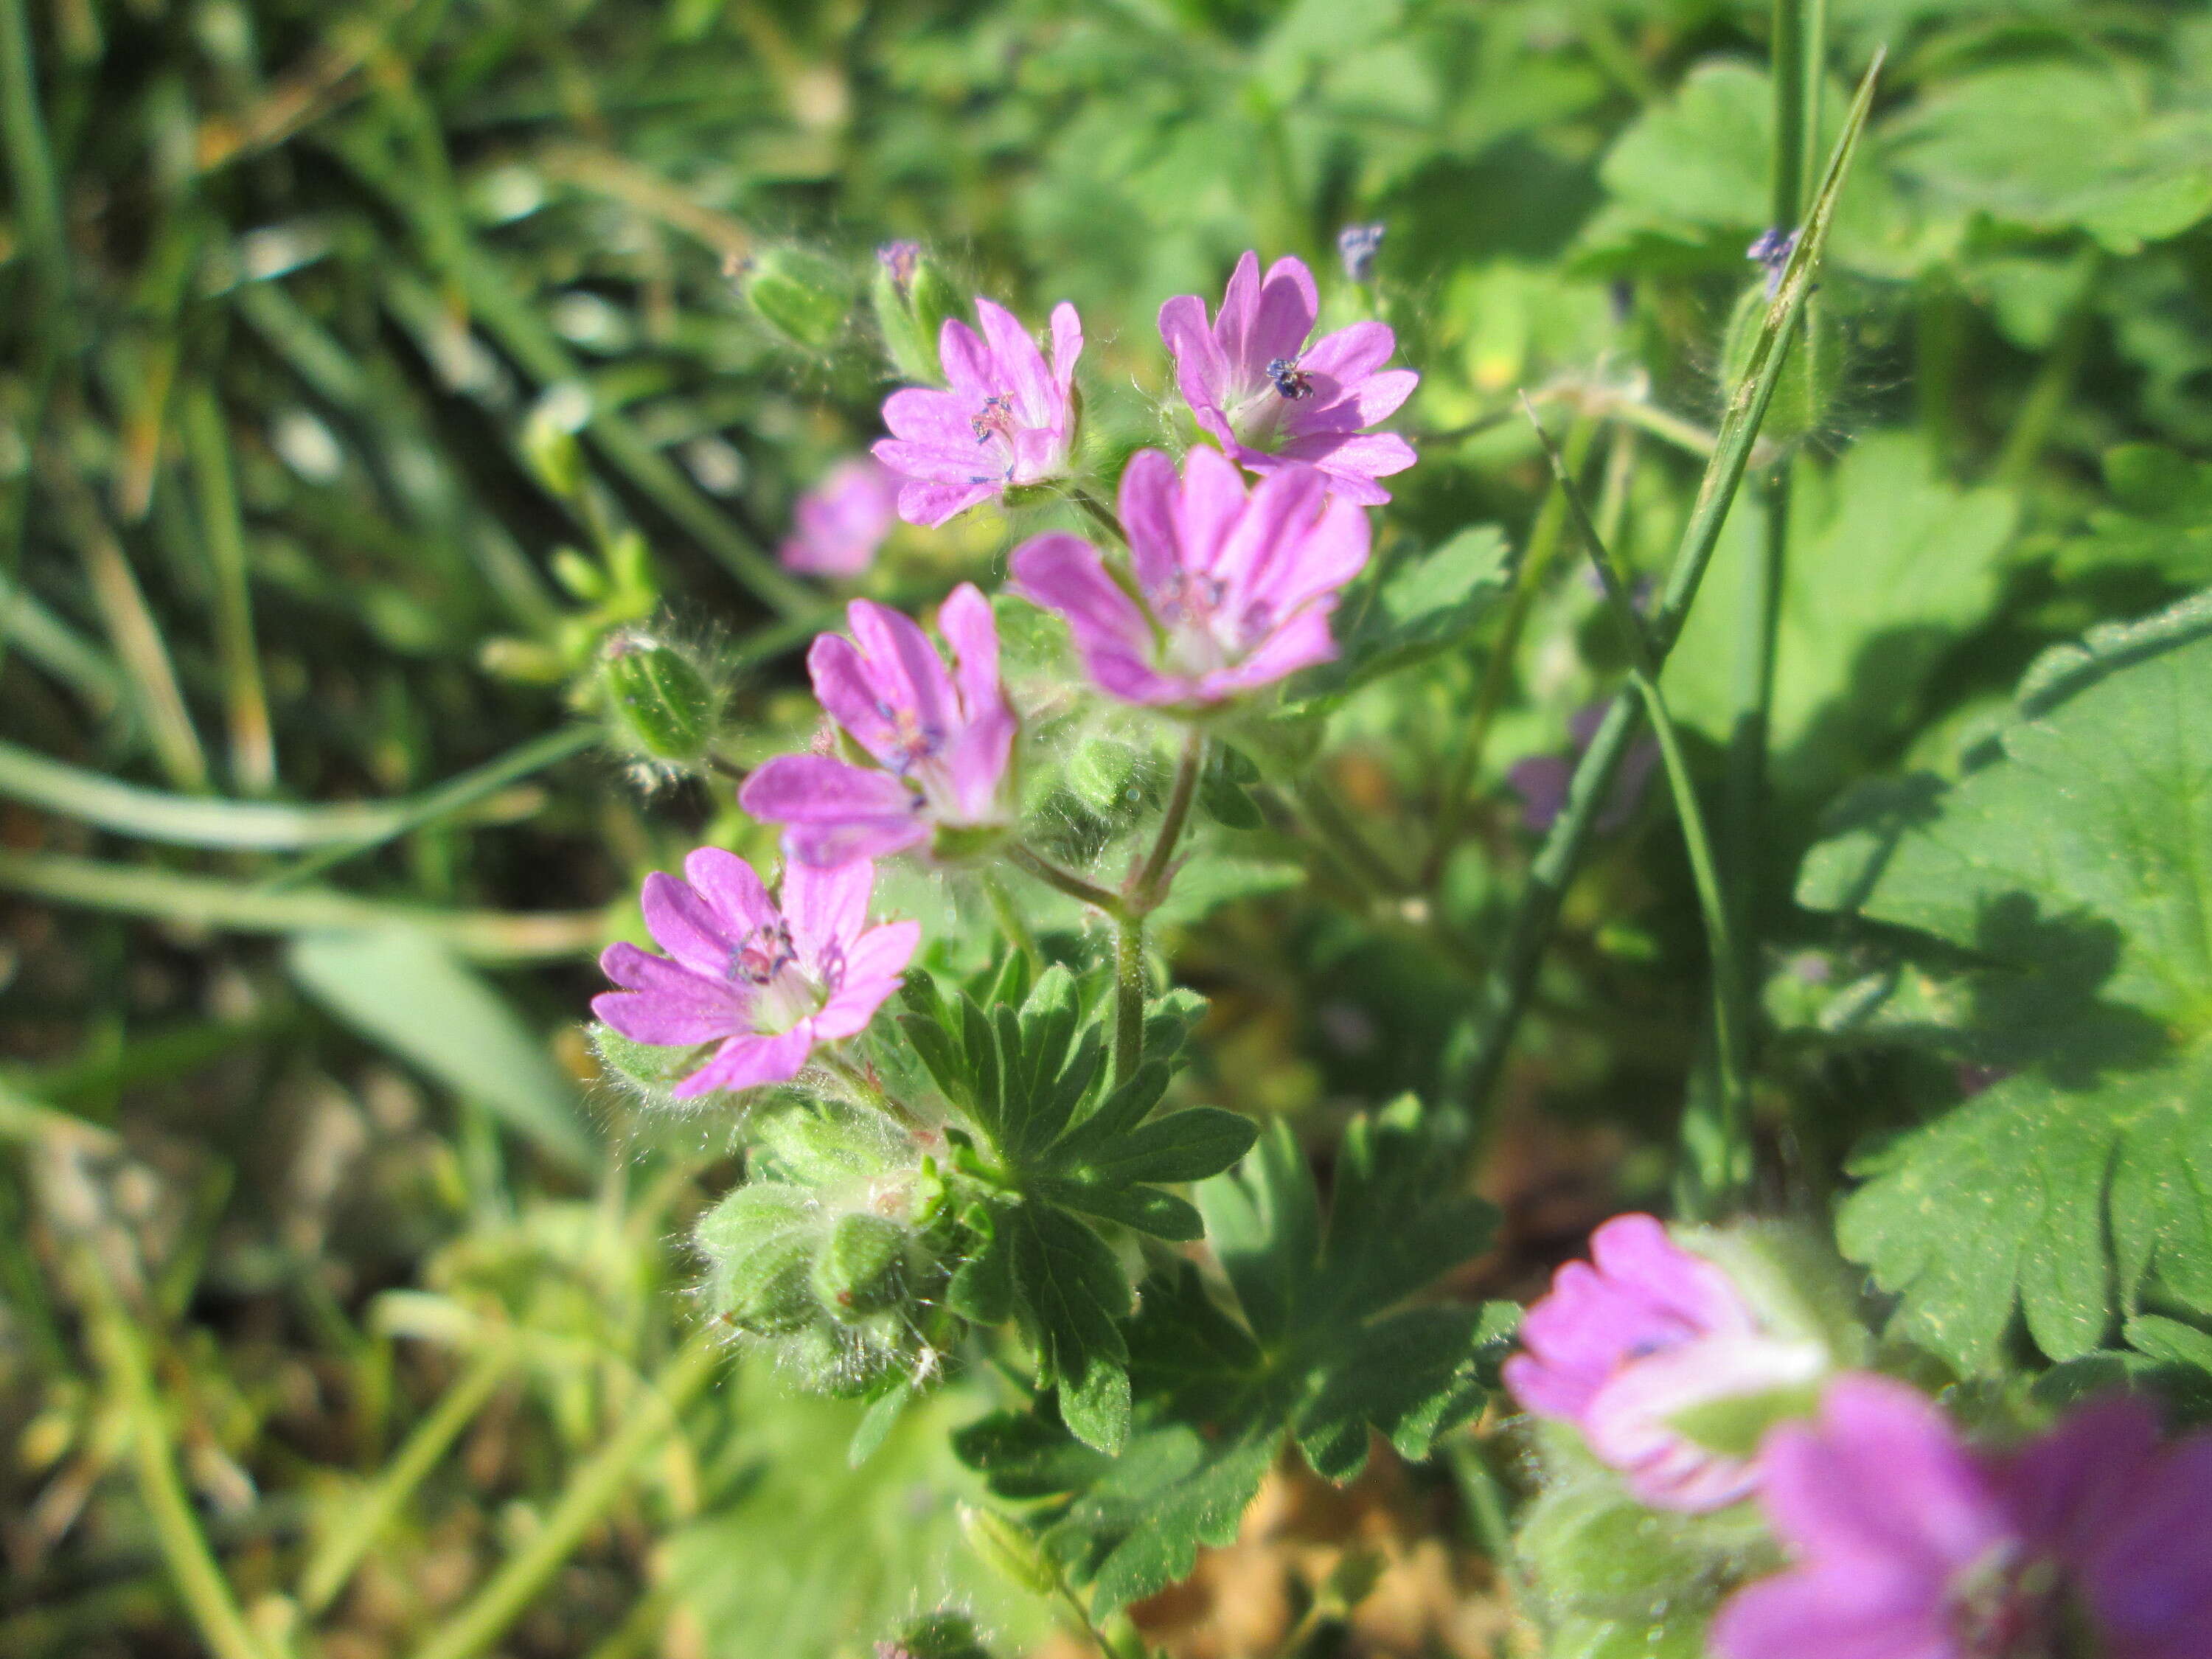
(599, 633, 720, 768)
(877, 1611, 993, 1659)
(698, 1186, 822, 1335)
(872, 242, 963, 383)
(744, 247, 854, 352)
(814, 1211, 911, 1321)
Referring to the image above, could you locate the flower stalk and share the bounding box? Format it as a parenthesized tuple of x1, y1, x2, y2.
(1457, 52, 1882, 1123)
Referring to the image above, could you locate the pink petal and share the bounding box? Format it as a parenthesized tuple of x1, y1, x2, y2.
(1085, 652, 1194, 706)
(786, 816, 928, 867)
(941, 705, 1015, 821)
(1160, 293, 1229, 414)
(937, 581, 1006, 724)
(741, 753, 917, 825)
(1211, 251, 1262, 371)
(782, 854, 874, 968)
(1198, 606, 1337, 697)
(1591, 1215, 1761, 1335)
(1214, 462, 1329, 606)
(1584, 1335, 1826, 1513)
(1279, 429, 1418, 483)
(1298, 321, 1398, 383)
(675, 1027, 813, 1097)
(809, 633, 901, 763)
(1176, 444, 1249, 579)
(683, 846, 778, 937)
(594, 945, 747, 1045)
(1116, 449, 1184, 595)
(976, 298, 1055, 428)
(2067, 1429, 2212, 1649)
(1008, 533, 1153, 661)
(1711, 1568, 1956, 1659)
(937, 316, 995, 401)
(1048, 301, 1083, 394)
(639, 869, 734, 975)
(881, 387, 981, 448)
(846, 598, 959, 751)
(896, 477, 999, 526)
(1247, 254, 1319, 368)
(1764, 1377, 2010, 1573)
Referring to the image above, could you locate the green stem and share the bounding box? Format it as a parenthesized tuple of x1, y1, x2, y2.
(81, 1253, 275, 1659)
(1455, 55, 1882, 1121)
(1130, 727, 1205, 910)
(1527, 401, 1753, 1194)
(1004, 843, 1124, 916)
(1427, 416, 1596, 884)
(0, 848, 611, 963)
(978, 868, 1044, 975)
(1447, 1439, 1538, 1648)
(1769, 0, 1811, 230)
(1993, 259, 2098, 487)
(406, 1332, 720, 1659)
(1113, 911, 1146, 1088)
(1068, 487, 1124, 543)
(1295, 774, 1411, 900)
(299, 1343, 517, 1615)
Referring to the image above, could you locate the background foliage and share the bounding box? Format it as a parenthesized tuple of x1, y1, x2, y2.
(5, 0, 2212, 1656)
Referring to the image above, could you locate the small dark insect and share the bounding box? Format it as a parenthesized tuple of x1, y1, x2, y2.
(1265, 356, 1314, 400)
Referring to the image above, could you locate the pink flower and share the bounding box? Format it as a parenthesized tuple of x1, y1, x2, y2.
(593, 847, 918, 1098)
(1007, 448, 1368, 706)
(1504, 1214, 1829, 1512)
(779, 457, 899, 577)
(1158, 251, 1418, 506)
(1713, 1377, 2212, 1659)
(740, 583, 1015, 867)
(872, 298, 1082, 526)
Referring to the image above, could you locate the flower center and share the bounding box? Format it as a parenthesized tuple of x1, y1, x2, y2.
(1152, 570, 1273, 679)
(728, 922, 832, 1033)
(1950, 1548, 2065, 1659)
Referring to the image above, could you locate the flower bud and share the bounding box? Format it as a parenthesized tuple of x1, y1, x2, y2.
(599, 633, 720, 768)
(1716, 279, 1842, 450)
(872, 242, 962, 383)
(877, 1612, 993, 1659)
(784, 1319, 897, 1397)
(744, 247, 853, 352)
(697, 1186, 822, 1335)
(958, 1503, 1059, 1595)
(813, 1211, 911, 1322)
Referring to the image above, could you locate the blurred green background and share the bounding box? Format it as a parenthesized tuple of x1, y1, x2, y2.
(4, 0, 2211, 1655)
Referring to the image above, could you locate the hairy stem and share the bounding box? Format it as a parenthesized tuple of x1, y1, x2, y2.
(1113, 912, 1147, 1087)
(1068, 486, 1124, 544)
(1526, 400, 1755, 1206)
(1427, 414, 1597, 884)
(978, 868, 1044, 973)
(1455, 55, 1882, 1121)
(1004, 843, 1124, 916)
(1131, 727, 1206, 909)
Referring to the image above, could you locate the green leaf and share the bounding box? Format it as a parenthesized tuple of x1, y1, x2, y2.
(1663, 432, 2018, 802)
(931, 970, 1248, 1453)
(2052, 446, 2212, 587)
(663, 1368, 1050, 1659)
(1889, 63, 2212, 254)
(1798, 614, 2212, 1371)
(958, 1099, 1498, 1616)
(1293, 526, 1509, 708)
(286, 928, 594, 1169)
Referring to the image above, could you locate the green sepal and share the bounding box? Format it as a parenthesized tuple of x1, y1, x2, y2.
(745, 247, 852, 351)
(599, 637, 718, 765)
(813, 1211, 911, 1322)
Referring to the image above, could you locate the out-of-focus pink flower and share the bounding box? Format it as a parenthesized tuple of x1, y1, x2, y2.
(1507, 701, 1660, 834)
(740, 584, 1015, 866)
(779, 457, 900, 577)
(872, 299, 1082, 526)
(1712, 1377, 2212, 1659)
(1158, 251, 1417, 505)
(1504, 1214, 1828, 1512)
(593, 848, 917, 1097)
(1007, 448, 1368, 706)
